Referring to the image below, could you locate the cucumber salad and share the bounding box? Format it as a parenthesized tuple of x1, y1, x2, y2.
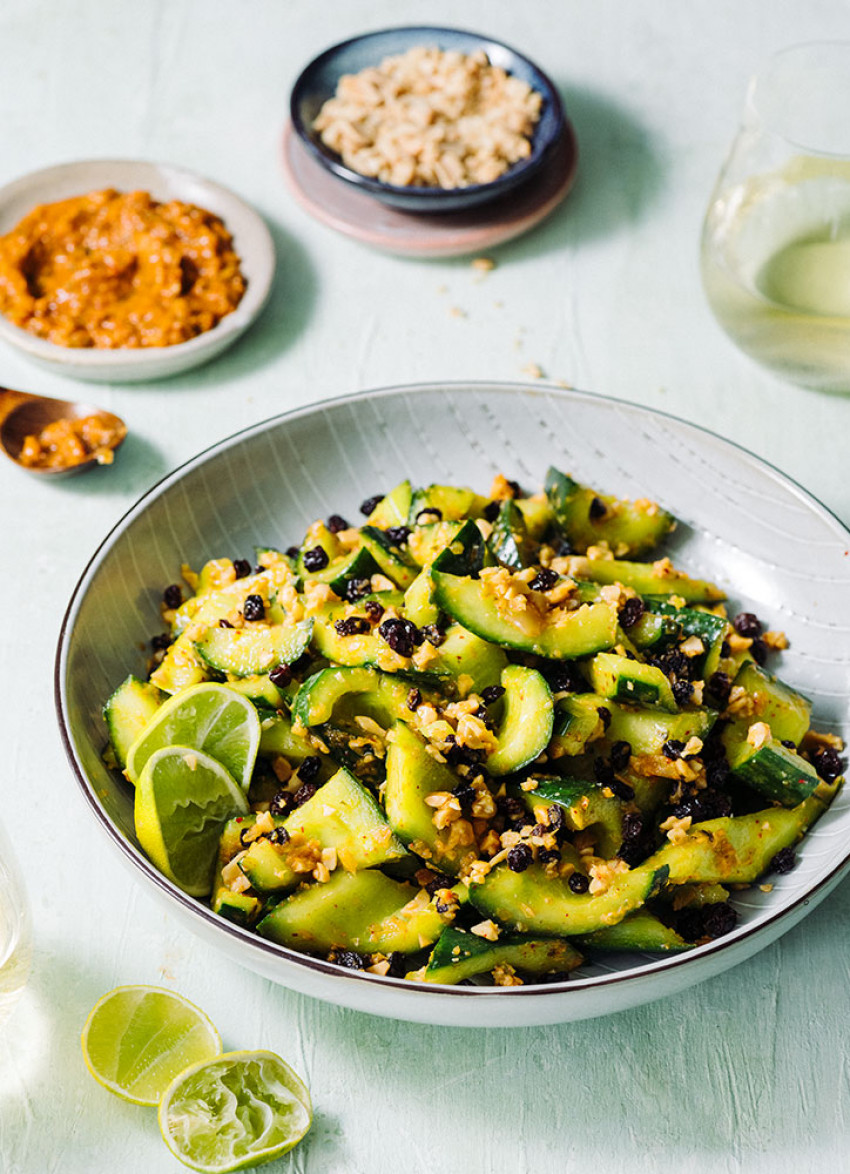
(104, 470, 845, 987)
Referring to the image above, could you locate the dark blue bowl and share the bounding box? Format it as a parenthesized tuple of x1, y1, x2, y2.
(290, 26, 566, 214)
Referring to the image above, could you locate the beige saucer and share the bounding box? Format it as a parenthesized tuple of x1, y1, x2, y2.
(281, 120, 578, 258)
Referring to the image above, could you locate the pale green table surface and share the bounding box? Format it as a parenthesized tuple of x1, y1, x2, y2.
(2, 2, 849, 1171)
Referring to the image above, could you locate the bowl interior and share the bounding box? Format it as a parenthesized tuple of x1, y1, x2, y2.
(290, 27, 565, 205)
(58, 383, 850, 1010)
(0, 159, 275, 371)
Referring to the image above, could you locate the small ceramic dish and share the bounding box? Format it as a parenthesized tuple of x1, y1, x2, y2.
(56, 383, 850, 1028)
(290, 26, 566, 213)
(281, 118, 578, 257)
(0, 159, 276, 383)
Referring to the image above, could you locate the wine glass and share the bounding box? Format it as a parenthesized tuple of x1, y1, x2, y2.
(701, 42, 850, 392)
(0, 818, 32, 1027)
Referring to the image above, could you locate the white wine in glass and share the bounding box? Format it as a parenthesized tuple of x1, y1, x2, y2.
(701, 43, 850, 392)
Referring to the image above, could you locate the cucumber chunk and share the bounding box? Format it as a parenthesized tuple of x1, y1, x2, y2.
(257, 869, 452, 954)
(359, 526, 419, 589)
(550, 694, 606, 758)
(239, 767, 408, 893)
(727, 737, 821, 806)
(406, 520, 464, 568)
(293, 666, 417, 730)
(721, 662, 812, 752)
(422, 926, 582, 984)
(194, 619, 313, 678)
(518, 777, 624, 857)
(258, 711, 321, 761)
(408, 484, 488, 524)
(645, 797, 827, 884)
(384, 722, 475, 875)
(568, 557, 724, 603)
(588, 652, 678, 712)
(545, 468, 675, 556)
(486, 665, 553, 776)
(432, 570, 618, 659)
(367, 478, 413, 528)
(212, 888, 262, 927)
(468, 860, 669, 936)
(578, 911, 692, 952)
(103, 676, 163, 769)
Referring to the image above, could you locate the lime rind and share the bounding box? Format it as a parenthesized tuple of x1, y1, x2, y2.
(135, 746, 249, 896)
(125, 682, 261, 790)
(159, 1049, 313, 1172)
(81, 985, 222, 1107)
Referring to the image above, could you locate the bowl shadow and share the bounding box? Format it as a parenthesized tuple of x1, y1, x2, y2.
(150, 217, 318, 391)
(472, 83, 665, 264)
(273, 874, 850, 1168)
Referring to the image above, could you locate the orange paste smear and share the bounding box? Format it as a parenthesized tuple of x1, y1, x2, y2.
(0, 188, 246, 349)
(19, 414, 124, 469)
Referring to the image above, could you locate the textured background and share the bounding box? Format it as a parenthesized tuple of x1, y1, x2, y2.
(1, 1, 849, 1171)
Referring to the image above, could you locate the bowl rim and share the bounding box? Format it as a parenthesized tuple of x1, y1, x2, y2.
(55, 380, 850, 1002)
(0, 157, 276, 370)
(289, 25, 566, 202)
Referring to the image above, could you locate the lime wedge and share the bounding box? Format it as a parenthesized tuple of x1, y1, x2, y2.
(125, 682, 261, 790)
(135, 745, 248, 896)
(81, 985, 222, 1106)
(159, 1049, 313, 1172)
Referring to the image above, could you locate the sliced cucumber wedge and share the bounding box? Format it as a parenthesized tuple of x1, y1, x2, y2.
(422, 926, 582, 984)
(103, 676, 163, 769)
(194, 618, 313, 678)
(486, 665, 553, 776)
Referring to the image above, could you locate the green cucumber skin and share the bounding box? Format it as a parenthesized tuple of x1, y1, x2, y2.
(431, 570, 618, 659)
(729, 739, 821, 806)
(469, 861, 669, 937)
(489, 500, 533, 570)
(422, 926, 582, 984)
(643, 599, 728, 646)
(359, 527, 419, 589)
(293, 666, 414, 729)
(578, 911, 692, 952)
(299, 546, 378, 594)
(430, 518, 487, 577)
(587, 652, 677, 713)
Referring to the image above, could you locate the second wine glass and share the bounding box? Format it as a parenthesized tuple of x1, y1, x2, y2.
(701, 41, 850, 393)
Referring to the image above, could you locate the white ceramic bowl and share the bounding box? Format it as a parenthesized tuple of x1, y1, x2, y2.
(0, 159, 275, 382)
(55, 383, 850, 1027)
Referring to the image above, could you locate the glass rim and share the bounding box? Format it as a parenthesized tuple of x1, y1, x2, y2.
(746, 40, 850, 159)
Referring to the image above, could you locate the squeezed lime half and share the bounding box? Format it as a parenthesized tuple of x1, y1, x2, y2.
(159, 1049, 313, 1172)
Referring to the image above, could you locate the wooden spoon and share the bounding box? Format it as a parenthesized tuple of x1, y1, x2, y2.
(0, 387, 127, 475)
